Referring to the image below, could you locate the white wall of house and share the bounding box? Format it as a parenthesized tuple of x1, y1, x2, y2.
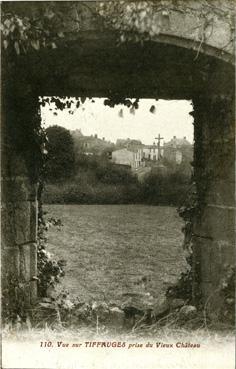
(112, 148, 145, 169)
(143, 146, 159, 160)
(133, 149, 145, 169)
(112, 148, 134, 167)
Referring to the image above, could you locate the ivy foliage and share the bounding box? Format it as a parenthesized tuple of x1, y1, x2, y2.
(40, 96, 157, 119)
(37, 207, 66, 298)
(1, 3, 66, 56)
(0, 2, 95, 57)
(98, 0, 235, 49)
(219, 265, 235, 324)
(166, 184, 198, 305)
(2, 1, 234, 59)
(40, 96, 87, 116)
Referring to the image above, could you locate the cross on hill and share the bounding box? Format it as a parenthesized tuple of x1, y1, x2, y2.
(155, 134, 164, 160)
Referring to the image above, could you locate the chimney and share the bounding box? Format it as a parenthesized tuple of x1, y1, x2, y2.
(173, 136, 176, 139)
(94, 134, 98, 139)
(102, 137, 105, 141)
(184, 136, 186, 139)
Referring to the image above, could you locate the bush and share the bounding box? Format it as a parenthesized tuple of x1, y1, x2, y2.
(44, 154, 192, 206)
(43, 180, 142, 205)
(95, 163, 138, 185)
(141, 171, 191, 206)
(37, 208, 66, 297)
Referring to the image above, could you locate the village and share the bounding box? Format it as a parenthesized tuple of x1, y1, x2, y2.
(71, 128, 193, 181)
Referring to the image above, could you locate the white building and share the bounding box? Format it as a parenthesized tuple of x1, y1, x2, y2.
(111, 148, 145, 169)
(143, 144, 163, 161)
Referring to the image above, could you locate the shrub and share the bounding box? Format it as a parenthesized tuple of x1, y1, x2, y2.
(141, 171, 190, 206)
(37, 207, 66, 297)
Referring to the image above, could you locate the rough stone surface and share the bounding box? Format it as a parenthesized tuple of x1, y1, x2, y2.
(168, 298, 185, 310)
(179, 305, 197, 320)
(108, 307, 125, 328)
(92, 301, 110, 322)
(152, 296, 169, 318)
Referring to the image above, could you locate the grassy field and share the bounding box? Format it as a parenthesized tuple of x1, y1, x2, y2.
(45, 205, 187, 304)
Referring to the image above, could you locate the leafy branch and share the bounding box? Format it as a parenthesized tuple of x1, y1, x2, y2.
(98, 1, 235, 56)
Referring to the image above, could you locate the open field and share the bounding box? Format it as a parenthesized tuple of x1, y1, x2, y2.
(45, 205, 187, 304)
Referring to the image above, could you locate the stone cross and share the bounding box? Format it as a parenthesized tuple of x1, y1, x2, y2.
(155, 134, 164, 160)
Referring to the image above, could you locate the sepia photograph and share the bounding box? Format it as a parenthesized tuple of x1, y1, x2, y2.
(1, 1, 235, 368)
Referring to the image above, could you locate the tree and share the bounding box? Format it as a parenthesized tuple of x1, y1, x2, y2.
(45, 125, 75, 181)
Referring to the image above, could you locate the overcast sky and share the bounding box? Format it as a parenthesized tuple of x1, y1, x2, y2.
(41, 98, 194, 145)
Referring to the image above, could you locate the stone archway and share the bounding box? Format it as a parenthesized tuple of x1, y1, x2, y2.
(1, 1, 235, 320)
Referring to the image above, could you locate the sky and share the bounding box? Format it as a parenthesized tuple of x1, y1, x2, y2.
(41, 98, 194, 145)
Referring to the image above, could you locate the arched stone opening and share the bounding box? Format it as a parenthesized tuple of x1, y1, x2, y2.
(1, 1, 234, 322)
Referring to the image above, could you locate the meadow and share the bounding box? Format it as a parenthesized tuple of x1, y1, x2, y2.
(45, 204, 187, 304)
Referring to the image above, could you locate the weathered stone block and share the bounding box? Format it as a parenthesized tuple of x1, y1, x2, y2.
(14, 201, 31, 245)
(1, 202, 16, 248)
(179, 305, 197, 320)
(30, 200, 38, 241)
(91, 301, 110, 322)
(9, 152, 29, 177)
(198, 239, 213, 283)
(108, 307, 125, 328)
(152, 296, 169, 318)
(206, 180, 235, 207)
(1, 177, 32, 202)
(2, 247, 20, 279)
(168, 298, 185, 310)
(2, 199, 38, 249)
(199, 205, 235, 242)
(210, 240, 234, 288)
(19, 243, 32, 281)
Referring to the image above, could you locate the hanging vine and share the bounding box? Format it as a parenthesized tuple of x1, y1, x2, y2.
(98, 0, 235, 59)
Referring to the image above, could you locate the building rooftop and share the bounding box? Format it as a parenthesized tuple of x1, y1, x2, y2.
(164, 136, 192, 147)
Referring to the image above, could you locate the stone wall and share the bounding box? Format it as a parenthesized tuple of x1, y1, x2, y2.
(192, 95, 235, 313)
(1, 145, 38, 318)
(1, 90, 39, 319)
